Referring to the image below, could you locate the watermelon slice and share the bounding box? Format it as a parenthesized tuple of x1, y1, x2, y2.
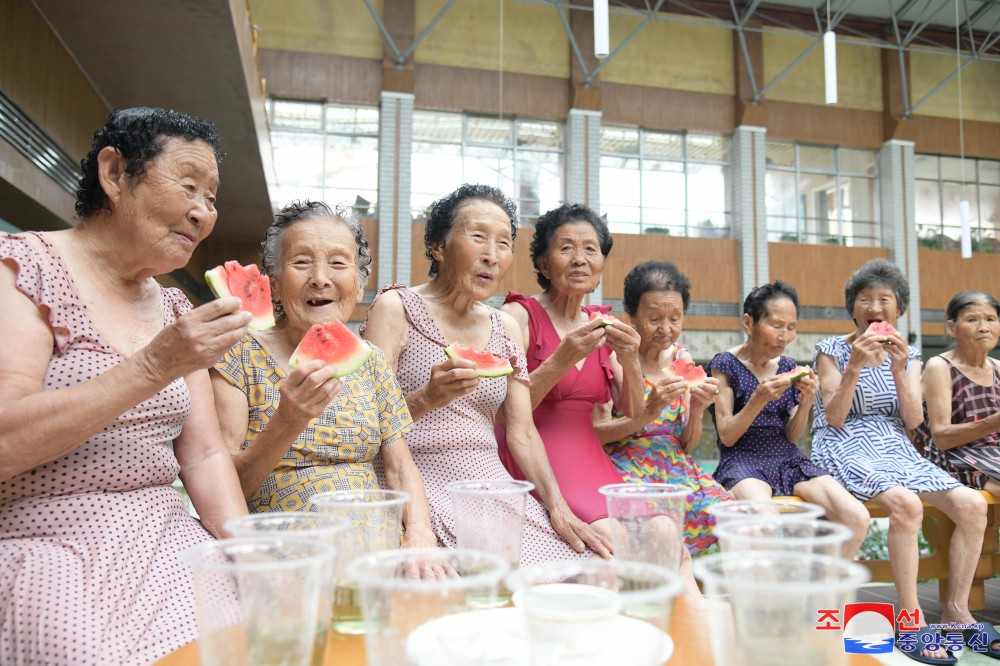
(205, 261, 276, 330)
(588, 312, 613, 327)
(443, 343, 514, 378)
(289, 320, 373, 377)
(867, 321, 898, 344)
(782, 365, 812, 382)
(663, 357, 708, 389)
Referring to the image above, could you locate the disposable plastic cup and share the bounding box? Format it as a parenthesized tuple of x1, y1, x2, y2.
(694, 551, 870, 666)
(345, 547, 509, 666)
(714, 518, 854, 558)
(599, 482, 690, 570)
(505, 559, 683, 665)
(180, 537, 335, 666)
(447, 479, 533, 606)
(707, 499, 826, 527)
(309, 489, 409, 635)
(225, 511, 350, 660)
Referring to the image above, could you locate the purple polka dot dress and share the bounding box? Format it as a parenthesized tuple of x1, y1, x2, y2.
(363, 285, 590, 565)
(0, 232, 215, 665)
(708, 351, 827, 496)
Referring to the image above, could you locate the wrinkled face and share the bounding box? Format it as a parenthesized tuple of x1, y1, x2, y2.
(120, 137, 219, 270)
(948, 301, 1000, 352)
(852, 284, 900, 332)
(633, 290, 685, 351)
(272, 218, 363, 328)
(537, 221, 605, 295)
(746, 296, 798, 358)
(432, 199, 514, 300)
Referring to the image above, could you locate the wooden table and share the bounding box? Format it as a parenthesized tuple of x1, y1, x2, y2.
(156, 596, 882, 665)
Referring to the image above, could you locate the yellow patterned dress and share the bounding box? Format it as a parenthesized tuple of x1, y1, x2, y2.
(213, 334, 413, 513)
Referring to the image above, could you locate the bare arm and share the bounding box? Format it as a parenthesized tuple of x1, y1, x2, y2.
(713, 369, 793, 446)
(0, 261, 250, 482)
(885, 330, 923, 430)
(363, 291, 478, 422)
(380, 437, 438, 548)
(602, 320, 644, 418)
(175, 370, 249, 538)
(679, 377, 720, 452)
(784, 373, 818, 443)
(923, 357, 1000, 450)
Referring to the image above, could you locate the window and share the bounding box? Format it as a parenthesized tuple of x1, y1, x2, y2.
(915, 155, 999, 253)
(268, 99, 379, 216)
(411, 112, 563, 224)
(765, 143, 879, 247)
(599, 128, 730, 237)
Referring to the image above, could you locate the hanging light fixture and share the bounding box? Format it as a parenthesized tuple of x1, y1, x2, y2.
(955, 0, 972, 259)
(594, 0, 610, 59)
(823, 0, 837, 104)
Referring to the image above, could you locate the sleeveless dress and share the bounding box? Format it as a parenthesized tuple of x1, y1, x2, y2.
(708, 351, 827, 496)
(495, 292, 624, 523)
(362, 285, 589, 565)
(811, 336, 960, 501)
(915, 357, 1000, 490)
(0, 232, 214, 665)
(213, 336, 412, 512)
(604, 345, 732, 554)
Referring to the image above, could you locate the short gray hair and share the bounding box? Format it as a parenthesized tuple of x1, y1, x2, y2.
(261, 200, 372, 287)
(844, 258, 909, 317)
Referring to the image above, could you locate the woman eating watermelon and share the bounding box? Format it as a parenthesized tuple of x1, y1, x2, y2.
(361, 184, 612, 564)
(494, 204, 645, 543)
(811, 259, 987, 663)
(707, 279, 870, 558)
(596, 260, 732, 556)
(210, 200, 436, 549)
(0, 108, 251, 665)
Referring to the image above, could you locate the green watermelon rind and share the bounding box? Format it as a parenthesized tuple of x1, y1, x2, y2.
(288, 322, 374, 378)
(204, 262, 276, 331)
(443, 343, 514, 378)
(588, 312, 613, 327)
(783, 365, 812, 382)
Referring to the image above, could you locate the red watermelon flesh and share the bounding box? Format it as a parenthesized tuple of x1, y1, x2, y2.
(588, 312, 613, 327)
(289, 320, 373, 377)
(443, 343, 513, 378)
(663, 357, 708, 389)
(782, 365, 812, 382)
(867, 321, 898, 343)
(205, 261, 275, 331)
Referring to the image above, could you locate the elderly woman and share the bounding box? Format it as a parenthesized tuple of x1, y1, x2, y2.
(362, 184, 610, 564)
(707, 280, 869, 557)
(0, 108, 250, 665)
(495, 203, 643, 536)
(916, 291, 1000, 500)
(812, 259, 986, 663)
(211, 200, 435, 546)
(595, 260, 730, 555)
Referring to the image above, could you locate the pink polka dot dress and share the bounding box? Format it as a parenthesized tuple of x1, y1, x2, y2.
(364, 285, 590, 565)
(0, 232, 215, 665)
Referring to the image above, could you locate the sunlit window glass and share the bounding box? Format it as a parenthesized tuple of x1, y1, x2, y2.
(915, 154, 999, 252)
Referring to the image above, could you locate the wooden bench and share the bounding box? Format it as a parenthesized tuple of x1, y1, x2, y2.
(772, 491, 1000, 611)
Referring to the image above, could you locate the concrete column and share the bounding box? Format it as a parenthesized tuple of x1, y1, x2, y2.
(377, 91, 413, 291)
(878, 139, 920, 347)
(732, 125, 768, 302)
(566, 108, 603, 304)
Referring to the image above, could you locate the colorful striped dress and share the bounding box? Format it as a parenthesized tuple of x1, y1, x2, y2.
(604, 354, 731, 554)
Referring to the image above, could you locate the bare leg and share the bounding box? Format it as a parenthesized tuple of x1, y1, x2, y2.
(793, 476, 870, 559)
(870, 487, 950, 661)
(728, 478, 774, 501)
(985, 478, 1000, 501)
(923, 487, 987, 630)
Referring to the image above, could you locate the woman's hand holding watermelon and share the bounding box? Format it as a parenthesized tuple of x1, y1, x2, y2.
(138, 297, 252, 383)
(644, 376, 689, 417)
(411, 357, 480, 415)
(792, 372, 820, 406)
(271, 359, 344, 429)
(880, 328, 911, 375)
(749, 373, 796, 407)
(552, 317, 609, 368)
(600, 318, 641, 365)
(688, 375, 721, 412)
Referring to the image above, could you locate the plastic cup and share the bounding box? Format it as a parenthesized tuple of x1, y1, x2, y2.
(505, 559, 683, 665)
(447, 479, 533, 605)
(345, 547, 510, 666)
(180, 537, 335, 666)
(599, 482, 690, 570)
(309, 489, 410, 634)
(694, 551, 870, 666)
(225, 511, 350, 660)
(707, 499, 826, 526)
(714, 518, 854, 558)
